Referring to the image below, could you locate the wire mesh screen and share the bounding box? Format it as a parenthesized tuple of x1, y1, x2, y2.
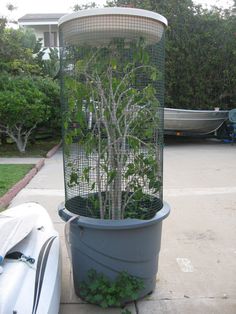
(60, 9, 166, 220)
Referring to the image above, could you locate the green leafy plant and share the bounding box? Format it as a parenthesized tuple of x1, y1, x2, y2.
(122, 310, 132, 314)
(79, 270, 144, 308)
(63, 38, 163, 220)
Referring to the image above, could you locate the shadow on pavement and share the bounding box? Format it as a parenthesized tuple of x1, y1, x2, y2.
(164, 135, 227, 146)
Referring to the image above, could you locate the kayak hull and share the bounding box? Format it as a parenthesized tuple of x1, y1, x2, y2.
(0, 203, 61, 314)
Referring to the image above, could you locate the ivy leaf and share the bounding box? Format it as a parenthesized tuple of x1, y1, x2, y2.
(93, 294, 104, 302)
(107, 170, 117, 184)
(150, 69, 157, 81)
(111, 58, 117, 70)
(90, 182, 96, 191)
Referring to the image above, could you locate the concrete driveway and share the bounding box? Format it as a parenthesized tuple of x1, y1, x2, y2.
(10, 137, 236, 313)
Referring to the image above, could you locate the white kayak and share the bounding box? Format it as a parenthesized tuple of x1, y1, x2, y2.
(0, 203, 61, 314)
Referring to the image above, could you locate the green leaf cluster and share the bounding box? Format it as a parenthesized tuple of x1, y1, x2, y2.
(0, 20, 60, 152)
(0, 20, 40, 75)
(62, 38, 162, 219)
(79, 270, 144, 308)
(125, 153, 161, 194)
(106, 0, 236, 110)
(0, 75, 50, 127)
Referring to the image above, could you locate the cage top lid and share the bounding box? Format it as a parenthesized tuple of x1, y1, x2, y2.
(58, 7, 168, 27)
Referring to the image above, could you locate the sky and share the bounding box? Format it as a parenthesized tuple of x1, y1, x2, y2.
(0, 0, 234, 22)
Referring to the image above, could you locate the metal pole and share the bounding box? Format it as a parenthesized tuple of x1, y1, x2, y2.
(49, 24, 51, 48)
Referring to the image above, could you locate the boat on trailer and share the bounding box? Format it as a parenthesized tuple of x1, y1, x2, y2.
(0, 203, 61, 314)
(164, 108, 229, 136)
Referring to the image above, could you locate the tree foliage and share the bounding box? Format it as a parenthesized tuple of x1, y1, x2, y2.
(0, 75, 51, 152)
(0, 20, 41, 75)
(73, 2, 98, 11)
(106, 0, 236, 109)
(0, 19, 60, 152)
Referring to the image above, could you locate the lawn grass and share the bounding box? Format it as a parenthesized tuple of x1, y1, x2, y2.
(0, 164, 34, 197)
(0, 139, 61, 157)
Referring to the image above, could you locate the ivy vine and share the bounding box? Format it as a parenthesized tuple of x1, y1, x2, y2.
(79, 270, 144, 309)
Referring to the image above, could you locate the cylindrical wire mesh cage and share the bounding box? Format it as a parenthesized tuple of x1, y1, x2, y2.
(59, 8, 167, 220)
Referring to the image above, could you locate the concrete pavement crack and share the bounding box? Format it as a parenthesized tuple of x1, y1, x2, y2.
(145, 296, 236, 301)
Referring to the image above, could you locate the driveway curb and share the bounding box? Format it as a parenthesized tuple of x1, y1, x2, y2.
(0, 161, 43, 208)
(46, 140, 62, 158)
(0, 141, 62, 209)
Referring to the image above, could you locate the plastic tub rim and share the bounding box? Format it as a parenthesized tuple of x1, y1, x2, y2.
(58, 201, 170, 229)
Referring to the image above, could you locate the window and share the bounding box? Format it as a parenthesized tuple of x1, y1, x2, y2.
(44, 32, 57, 47)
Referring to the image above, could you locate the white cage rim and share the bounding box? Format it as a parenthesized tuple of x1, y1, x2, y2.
(59, 7, 168, 28)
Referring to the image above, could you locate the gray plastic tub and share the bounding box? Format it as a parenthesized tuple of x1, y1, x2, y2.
(59, 202, 170, 300)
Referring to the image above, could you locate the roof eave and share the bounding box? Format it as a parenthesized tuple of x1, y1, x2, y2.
(18, 21, 59, 25)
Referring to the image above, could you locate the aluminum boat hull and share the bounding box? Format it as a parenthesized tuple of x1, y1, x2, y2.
(164, 108, 228, 135)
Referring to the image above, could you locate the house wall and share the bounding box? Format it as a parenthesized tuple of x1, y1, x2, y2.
(29, 25, 59, 45)
(20, 24, 60, 59)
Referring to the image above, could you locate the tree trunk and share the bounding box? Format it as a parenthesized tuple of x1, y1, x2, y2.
(16, 138, 26, 153)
